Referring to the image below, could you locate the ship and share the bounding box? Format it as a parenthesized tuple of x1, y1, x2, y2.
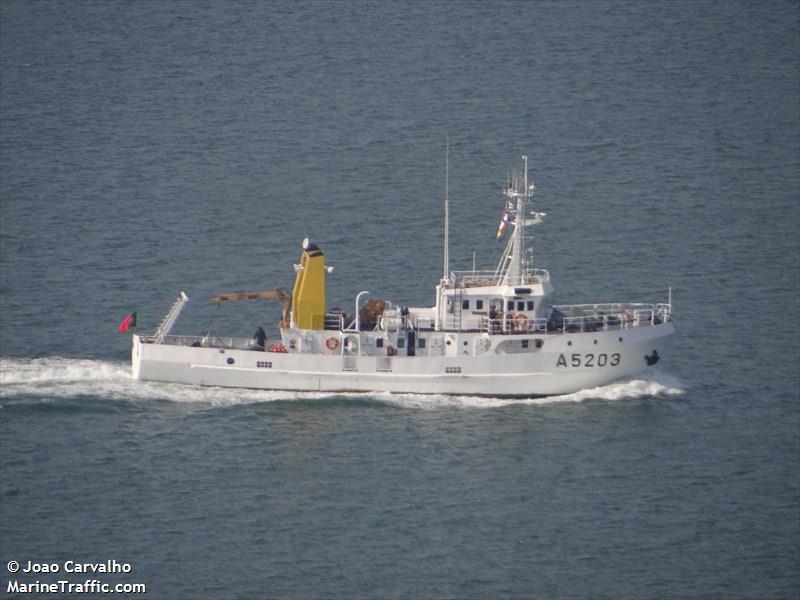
(131, 156, 674, 397)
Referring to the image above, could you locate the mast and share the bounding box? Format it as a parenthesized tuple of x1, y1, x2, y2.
(500, 155, 536, 286)
(442, 136, 450, 282)
(435, 138, 450, 333)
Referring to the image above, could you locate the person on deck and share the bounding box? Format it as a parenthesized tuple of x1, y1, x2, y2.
(253, 326, 267, 350)
(489, 305, 499, 334)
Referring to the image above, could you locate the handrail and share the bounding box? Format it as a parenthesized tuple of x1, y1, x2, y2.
(449, 268, 550, 287)
(153, 292, 189, 344)
(475, 302, 671, 335)
(547, 302, 672, 333)
(482, 316, 549, 335)
(143, 334, 256, 350)
(552, 302, 664, 313)
(324, 313, 344, 331)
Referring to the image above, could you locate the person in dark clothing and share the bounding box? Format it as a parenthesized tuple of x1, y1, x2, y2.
(488, 305, 499, 334)
(253, 326, 267, 350)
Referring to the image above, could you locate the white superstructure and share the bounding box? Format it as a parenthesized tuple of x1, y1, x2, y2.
(132, 157, 673, 397)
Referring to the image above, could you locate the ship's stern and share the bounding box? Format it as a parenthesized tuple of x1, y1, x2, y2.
(131, 334, 143, 380)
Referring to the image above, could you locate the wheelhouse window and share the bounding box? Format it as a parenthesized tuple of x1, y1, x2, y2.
(462, 299, 469, 310)
(517, 301, 525, 311)
(376, 338, 384, 348)
(507, 300, 514, 311)
(476, 299, 484, 310)
(527, 300, 534, 311)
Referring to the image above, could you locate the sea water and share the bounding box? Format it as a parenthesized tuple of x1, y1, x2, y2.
(1, 1, 798, 598)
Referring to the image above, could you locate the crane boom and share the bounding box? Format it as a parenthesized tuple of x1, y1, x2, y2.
(210, 288, 289, 304)
(210, 288, 291, 328)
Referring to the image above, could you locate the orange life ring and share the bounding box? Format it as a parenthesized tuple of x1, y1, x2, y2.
(326, 337, 340, 350)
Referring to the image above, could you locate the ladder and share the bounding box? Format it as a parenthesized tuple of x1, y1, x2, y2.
(154, 292, 189, 343)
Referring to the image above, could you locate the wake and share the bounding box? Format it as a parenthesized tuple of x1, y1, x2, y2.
(0, 356, 685, 408)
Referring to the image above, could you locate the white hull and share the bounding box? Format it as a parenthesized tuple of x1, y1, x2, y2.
(133, 323, 673, 397)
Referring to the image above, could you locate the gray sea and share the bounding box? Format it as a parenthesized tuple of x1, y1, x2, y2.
(1, 1, 798, 598)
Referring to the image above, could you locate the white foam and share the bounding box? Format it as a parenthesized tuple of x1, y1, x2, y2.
(0, 357, 319, 406)
(1, 357, 130, 386)
(367, 372, 685, 409)
(0, 357, 685, 408)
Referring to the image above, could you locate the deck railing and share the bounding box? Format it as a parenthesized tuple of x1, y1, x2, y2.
(324, 313, 345, 330)
(449, 269, 550, 288)
(545, 302, 672, 334)
(138, 302, 672, 349)
(139, 334, 271, 351)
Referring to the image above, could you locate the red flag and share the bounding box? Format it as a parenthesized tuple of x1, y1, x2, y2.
(118, 312, 137, 333)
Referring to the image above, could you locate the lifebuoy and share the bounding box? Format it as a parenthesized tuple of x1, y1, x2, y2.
(387, 346, 396, 356)
(326, 337, 340, 351)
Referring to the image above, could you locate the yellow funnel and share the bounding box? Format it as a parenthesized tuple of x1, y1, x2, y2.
(291, 238, 327, 329)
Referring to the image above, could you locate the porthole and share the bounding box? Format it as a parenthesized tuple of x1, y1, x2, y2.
(227, 357, 235, 365)
(567, 341, 572, 346)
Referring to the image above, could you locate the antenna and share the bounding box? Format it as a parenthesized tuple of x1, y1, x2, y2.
(521, 154, 527, 274)
(443, 136, 449, 281)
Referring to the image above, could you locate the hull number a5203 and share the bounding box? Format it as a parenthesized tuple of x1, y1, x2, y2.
(556, 353, 621, 368)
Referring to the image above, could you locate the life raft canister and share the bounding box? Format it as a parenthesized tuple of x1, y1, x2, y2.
(326, 337, 340, 351)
